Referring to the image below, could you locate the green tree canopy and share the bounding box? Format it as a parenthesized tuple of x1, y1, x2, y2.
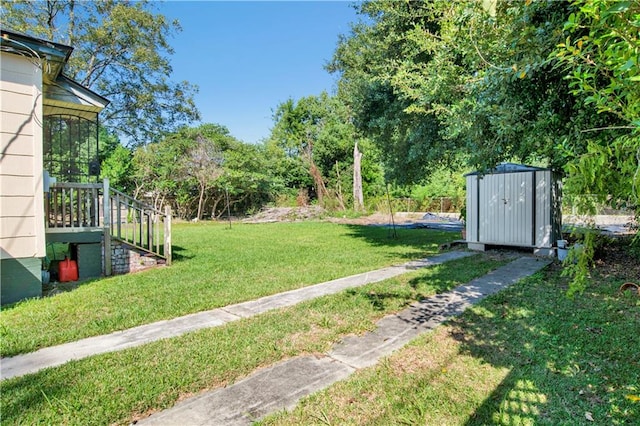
(269, 92, 384, 208)
(99, 128, 134, 192)
(555, 0, 640, 212)
(132, 124, 275, 220)
(330, 0, 638, 295)
(329, 0, 630, 190)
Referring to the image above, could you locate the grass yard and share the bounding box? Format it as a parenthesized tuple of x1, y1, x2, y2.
(1, 222, 456, 357)
(0, 253, 505, 425)
(259, 251, 640, 425)
(1, 222, 637, 425)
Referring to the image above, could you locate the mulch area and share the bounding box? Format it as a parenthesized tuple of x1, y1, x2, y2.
(593, 238, 640, 284)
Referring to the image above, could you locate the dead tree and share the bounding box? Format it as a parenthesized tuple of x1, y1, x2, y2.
(353, 141, 364, 211)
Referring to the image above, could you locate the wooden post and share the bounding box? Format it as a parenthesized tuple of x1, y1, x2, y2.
(44, 191, 50, 229)
(146, 212, 151, 250)
(115, 192, 121, 239)
(164, 205, 172, 266)
(103, 179, 112, 276)
(61, 188, 67, 228)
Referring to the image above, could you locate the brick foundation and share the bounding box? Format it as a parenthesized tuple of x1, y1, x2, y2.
(102, 238, 164, 275)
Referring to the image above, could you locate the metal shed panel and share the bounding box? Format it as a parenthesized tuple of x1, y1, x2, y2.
(478, 174, 500, 243)
(509, 171, 534, 245)
(466, 163, 560, 253)
(478, 173, 533, 246)
(535, 171, 552, 248)
(466, 175, 479, 241)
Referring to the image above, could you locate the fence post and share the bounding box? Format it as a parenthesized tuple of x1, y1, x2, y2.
(164, 205, 172, 266)
(103, 179, 112, 276)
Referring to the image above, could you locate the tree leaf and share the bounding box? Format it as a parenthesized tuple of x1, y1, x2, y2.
(606, 2, 631, 14)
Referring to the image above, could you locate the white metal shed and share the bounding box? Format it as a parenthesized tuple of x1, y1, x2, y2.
(465, 163, 562, 256)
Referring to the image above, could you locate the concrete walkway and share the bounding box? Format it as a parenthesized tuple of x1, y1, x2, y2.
(141, 256, 550, 425)
(1, 250, 473, 380)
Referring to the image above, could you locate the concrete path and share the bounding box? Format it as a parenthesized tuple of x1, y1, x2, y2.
(141, 256, 550, 425)
(1, 251, 473, 380)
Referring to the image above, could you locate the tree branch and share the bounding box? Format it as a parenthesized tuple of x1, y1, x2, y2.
(580, 125, 636, 133)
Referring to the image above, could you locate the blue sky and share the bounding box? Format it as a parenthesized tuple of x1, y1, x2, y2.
(157, 1, 361, 144)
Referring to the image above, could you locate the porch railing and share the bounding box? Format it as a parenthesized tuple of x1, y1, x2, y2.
(46, 180, 172, 273)
(46, 182, 101, 229)
(107, 186, 170, 260)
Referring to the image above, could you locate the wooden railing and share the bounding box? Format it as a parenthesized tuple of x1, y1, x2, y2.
(107, 185, 171, 261)
(46, 180, 172, 273)
(46, 182, 101, 228)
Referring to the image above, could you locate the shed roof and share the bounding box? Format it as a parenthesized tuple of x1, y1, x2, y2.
(465, 162, 550, 176)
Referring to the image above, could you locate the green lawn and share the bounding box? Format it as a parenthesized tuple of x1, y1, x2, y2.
(259, 264, 640, 426)
(1, 222, 456, 357)
(2, 223, 636, 425)
(1, 240, 501, 425)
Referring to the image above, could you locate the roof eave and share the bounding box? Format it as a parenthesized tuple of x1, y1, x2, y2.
(1, 27, 73, 82)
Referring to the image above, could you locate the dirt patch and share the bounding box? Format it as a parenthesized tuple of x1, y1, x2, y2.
(244, 207, 423, 225)
(593, 239, 640, 283)
(327, 212, 397, 225)
(546, 237, 640, 292)
(243, 206, 327, 223)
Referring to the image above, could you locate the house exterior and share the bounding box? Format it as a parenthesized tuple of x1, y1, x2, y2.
(1, 28, 109, 305)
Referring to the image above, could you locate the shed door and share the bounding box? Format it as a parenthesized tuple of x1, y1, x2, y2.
(478, 172, 533, 246)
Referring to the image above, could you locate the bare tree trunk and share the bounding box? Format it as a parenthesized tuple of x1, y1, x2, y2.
(133, 183, 143, 200)
(196, 182, 206, 221)
(67, 1, 75, 44)
(353, 141, 364, 211)
(304, 139, 329, 205)
(153, 192, 161, 210)
(309, 160, 329, 205)
(210, 195, 223, 219)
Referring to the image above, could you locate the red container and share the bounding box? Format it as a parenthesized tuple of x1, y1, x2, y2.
(59, 258, 78, 282)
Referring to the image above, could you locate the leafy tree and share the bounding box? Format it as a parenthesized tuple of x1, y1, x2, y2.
(269, 92, 382, 209)
(131, 124, 276, 220)
(329, 0, 627, 184)
(330, 0, 638, 295)
(329, 0, 467, 184)
(271, 94, 332, 204)
(163, 124, 231, 220)
(96, 127, 134, 192)
(213, 142, 274, 217)
(268, 98, 317, 199)
(183, 135, 224, 221)
(555, 0, 640, 213)
(1, 0, 199, 144)
(552, 0, 640, 295)
(262, 137, 310, 203)
(101, 144, 134, 192)
(131, 134, 186, 213)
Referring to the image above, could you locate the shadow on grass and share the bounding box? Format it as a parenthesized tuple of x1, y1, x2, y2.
(341, 224, 458, 260)
(407, 273, 465, 295)
(169, 244, 192, 262)
(343, 263, 476, 313)
(0, 373, 70, 423)
(345, 288, 414, 311)
(443, 268, 640, 425)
